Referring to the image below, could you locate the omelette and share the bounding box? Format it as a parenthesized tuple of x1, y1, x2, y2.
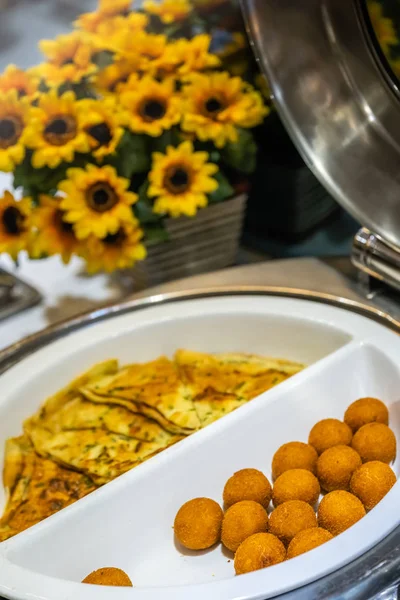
(175, 350, 304, 401)
(80, 357, 200, 435)
(0, 436, 96, 542)
(1, 349, 304, 540)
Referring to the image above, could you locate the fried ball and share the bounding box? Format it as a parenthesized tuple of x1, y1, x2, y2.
(272, 442, 318, 480)
(221, 500, 268, 552)
(351, 423, 396, 464)
(309, 419, 352, 455)
(269, 500, 317, 546)
(317, 445, 362, 492)
(272, 469, 320, 507)
(234, 533, 286, 575)
(287, 527, 333, 559)
(82, 567, 132, 586)
(344, 397, 389, 432)
(350, 461, 397, 510)
(223, 468, 272, 509)
(318, 490, 366, 535)
(174, 497, 223, 550)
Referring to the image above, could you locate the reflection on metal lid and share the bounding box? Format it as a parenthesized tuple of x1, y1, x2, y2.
(241, 0, 400, 249)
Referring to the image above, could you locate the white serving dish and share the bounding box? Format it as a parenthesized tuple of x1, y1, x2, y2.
(0, 294, 399, 600)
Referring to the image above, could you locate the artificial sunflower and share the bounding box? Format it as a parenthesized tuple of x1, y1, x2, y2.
(0, 192, 32, 260)
(120, 76, 181, 137)
(0, 90, 30, 172)
(79, 97, 124, 159)
(76, 0, 135, 32)
(38, 31, 98, 85)
(59, 164, 138, 239)
(143, 0, 192, 24)
(367, 0, 398, 56)
(24, 90, 90, 169)
(148, 140, 218, 217)
(109, 30, 168, 71)
(30, 196, 80, 264)
(93, 58, 141, 96)
(181, 71, 268, 147)
(79, 222, 146, 274)
(158, 34, 221, 78)
(0, 65, 38, 99)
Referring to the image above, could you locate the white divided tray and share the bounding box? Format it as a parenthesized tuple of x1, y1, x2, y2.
(0, 295, 399, 600)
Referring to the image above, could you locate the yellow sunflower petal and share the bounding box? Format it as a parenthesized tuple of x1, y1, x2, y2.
(143, 0, 192, 24)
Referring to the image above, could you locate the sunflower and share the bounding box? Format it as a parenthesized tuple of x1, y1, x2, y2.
(157, 34, 221, 78)
(79, 97, 124, 159)
(0, 65, 38, 99)
(79, 222, 146, 274)
(0, 192, 32, 260)
(368, 1, 398, 55)
(148, 141, 218, 217)
(30, 196, 80, 264)
(109, 30, 168, 71)
(59, 164, 138, 239)
(120, 76, 181, 137)
(39, 31, 98, 85)
(0, 90, 30, 172)
(181, 72, 268, 147)
(76, 0, 136, 32)
(93, 58, 141, 96)
(24, 90, 90, 169)
(143, 0, 192, 24)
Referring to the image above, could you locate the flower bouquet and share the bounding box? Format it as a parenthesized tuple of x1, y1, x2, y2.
(0, 0, 269, 277)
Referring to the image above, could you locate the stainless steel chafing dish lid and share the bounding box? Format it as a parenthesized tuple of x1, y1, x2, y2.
(241, 0, 400, 251)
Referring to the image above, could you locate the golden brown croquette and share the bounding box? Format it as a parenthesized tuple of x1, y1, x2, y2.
(269, 500, 317, 546)
(350, 461, 397, 510)
(82, 567, 132, 586)
(221, 500, 268, 552)
(344, 398, 389, 432)
(223, 468, 272, 509)
(272, 442, 318, 480)
(272, 469, 320, 507)
(174, 497, 223, 550)
(317, 445, 362, 492)
(308, 419, 352, 455)
(234, 533, 286, 575)
(287, 527, 333, 559)
(318, 490, 365, 535)
(351, 423, 396, 464)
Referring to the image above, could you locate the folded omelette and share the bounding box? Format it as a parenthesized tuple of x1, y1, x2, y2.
(0, 349, 304, 540)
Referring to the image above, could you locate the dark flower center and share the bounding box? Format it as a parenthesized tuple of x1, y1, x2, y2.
(87, 182, 118, 213)
(164, 166, 191, 194)
(0, 116, 23, 148)
(44, 115, 77, 146)
(62, 58, 75, 66)
(103, 229, 126, 245)
(54, 210, 75, 235)
(87, 123, 113, 146)
(17, 89, 27, 98)
(2, 206, 24, 235)
(140, 99, 166, 122)
(204, 96, 224, 117)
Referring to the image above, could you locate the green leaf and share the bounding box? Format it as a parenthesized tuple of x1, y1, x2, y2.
(114, 132, 150, 178)
(208, 171, 234, 203)
(92, 50, 114, 69)
(143, 224, 169, 246)
(134, 181, 160, 224)
(150, 129, 181, 154)
(221, 128, 257, 174)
